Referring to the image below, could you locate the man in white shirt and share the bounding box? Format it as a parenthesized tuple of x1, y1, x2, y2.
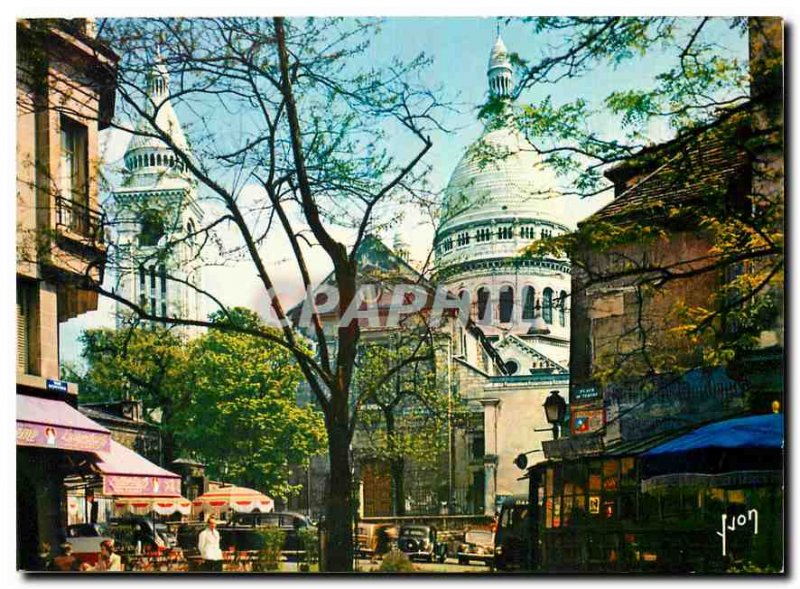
(198, 515, 223, 571)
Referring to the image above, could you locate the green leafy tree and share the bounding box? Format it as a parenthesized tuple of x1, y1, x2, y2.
(66, 309, 326, 495)
(64, 324, 188, 463)
(351, 331, 452, 516)
(59, 17, 447, 570)
(175, 309, 326, 497)
(498, 17, 782, 382)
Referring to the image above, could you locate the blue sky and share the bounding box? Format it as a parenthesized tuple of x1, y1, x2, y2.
(59, 16, 749, 368)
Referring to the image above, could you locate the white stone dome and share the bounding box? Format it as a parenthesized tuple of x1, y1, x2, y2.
(440, 123, 569, 234)
(488, 35, 511, 73)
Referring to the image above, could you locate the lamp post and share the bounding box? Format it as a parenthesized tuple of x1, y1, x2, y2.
(543, 390, 567, 439)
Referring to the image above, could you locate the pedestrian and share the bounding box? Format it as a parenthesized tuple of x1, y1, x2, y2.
(93, 540, 123, 572)
(198, 515, 223, 572)
(52, 542, 81, 571)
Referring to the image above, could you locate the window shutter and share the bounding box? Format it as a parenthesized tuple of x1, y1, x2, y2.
(17, 286, 28, 372)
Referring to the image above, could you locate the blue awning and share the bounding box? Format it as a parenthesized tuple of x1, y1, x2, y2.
(642, 414, 783, 457)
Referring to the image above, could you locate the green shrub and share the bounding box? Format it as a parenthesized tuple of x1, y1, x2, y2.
(297, 527, 319, 568)
(377, 550, 416, 573)
(255, 527, 284, 571)
(726, 561, 782, 574)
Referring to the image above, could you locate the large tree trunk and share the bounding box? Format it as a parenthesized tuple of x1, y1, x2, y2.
(385, 410, 406, 516)
(390, 457, 406, 517)
(325, 416, 354, 572)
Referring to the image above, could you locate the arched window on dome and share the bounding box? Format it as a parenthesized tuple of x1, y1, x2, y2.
(150, 153, 155, 166)
(559, 290, 568, 327)
(477, 287, 491, 324)
(543, 288, 553, 324)
(157, 154, 162, 166)
(499, 286, 514, 323)
(522, 286, 536, 320)
(442, 237, 453, 252)
(476, 228, 492, 243)
(169, 155, 175, 167)
(497, 226, 513, 240)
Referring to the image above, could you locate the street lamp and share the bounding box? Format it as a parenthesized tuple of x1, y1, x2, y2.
(543, 390, 567, 439)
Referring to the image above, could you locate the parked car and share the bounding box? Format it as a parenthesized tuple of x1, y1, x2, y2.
(155, 523, 178, 548)
(229, 511, 315, 556)
(494, 495, 532, 571)
(178, 512, 315, 557)
(106, 517, 167, 554)
(63, 517, 166, 565)
(176, 522, 207, 552)
(64, 523, 113, 566)
(397, 525, 446, 563)
(355, 523, 397, 559)
(457, 528, 495, 566)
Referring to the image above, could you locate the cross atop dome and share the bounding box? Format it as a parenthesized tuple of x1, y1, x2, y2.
(487, 33, 512, 98)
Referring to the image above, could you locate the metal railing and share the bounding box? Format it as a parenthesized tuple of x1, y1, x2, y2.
(56, 194, 105, 242)
(381, 486, 484, 517)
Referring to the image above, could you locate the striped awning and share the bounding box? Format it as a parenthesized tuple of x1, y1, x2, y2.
(113, 496, 192, 516)
(95, 440, 181, 497)
(192, 486, 274, 515)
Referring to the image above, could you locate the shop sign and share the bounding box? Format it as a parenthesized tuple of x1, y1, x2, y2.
(16, 421, 111, 453)
(572, 383, 600, 402)
(571, 407, 605, 435)
(103, 474, 181, 497)
(589, 496, 600, 514)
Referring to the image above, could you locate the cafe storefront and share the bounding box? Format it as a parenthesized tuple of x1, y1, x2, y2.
(17, 394, 112, 569)
(526, 414, 783, 573)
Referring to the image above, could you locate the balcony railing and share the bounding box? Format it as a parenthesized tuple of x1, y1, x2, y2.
(56, 195, 105, 242)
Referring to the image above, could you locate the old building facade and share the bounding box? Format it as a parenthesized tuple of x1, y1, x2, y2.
(16, 18, 119, 568)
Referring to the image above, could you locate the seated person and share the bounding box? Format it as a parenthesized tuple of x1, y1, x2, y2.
(90, 540, 123, 572)
(52, 543, 81, 572)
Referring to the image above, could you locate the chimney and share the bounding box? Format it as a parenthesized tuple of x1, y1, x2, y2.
(119, 399, 143, 422)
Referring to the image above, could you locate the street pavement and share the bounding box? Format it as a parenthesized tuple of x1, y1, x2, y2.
(355, 557, 492, 573)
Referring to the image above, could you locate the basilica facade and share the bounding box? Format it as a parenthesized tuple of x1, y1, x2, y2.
(433, 34, 572, 513)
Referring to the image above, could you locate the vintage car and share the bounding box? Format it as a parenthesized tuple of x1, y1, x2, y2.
(355, 523, 397, 559)
(107, 517, 167, 553)
(155, 522, 178, 548)
(396, 525, 446, 563)
(457, 528, 495, 566)
(178, 512, 315, 558)
(494, 495, 532, 571)
(64, 517, 166, 565)
(63, 523, 113, 566)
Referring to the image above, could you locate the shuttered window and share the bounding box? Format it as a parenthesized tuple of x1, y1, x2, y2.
(17, 285, 28, 372)
(16, 282, 35, 374)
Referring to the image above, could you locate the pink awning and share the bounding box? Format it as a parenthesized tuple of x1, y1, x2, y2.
(17, 394, 111, 453)
(95, 440, 181, 497)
